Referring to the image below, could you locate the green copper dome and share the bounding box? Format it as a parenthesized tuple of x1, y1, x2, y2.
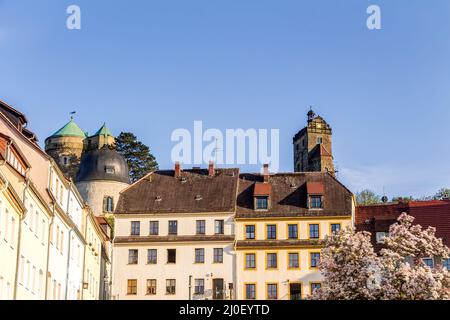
(50, 119, 87, 138)
(92, 123, 113, 137)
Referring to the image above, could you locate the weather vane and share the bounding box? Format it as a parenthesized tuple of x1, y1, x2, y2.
(70, 111, 76, 119)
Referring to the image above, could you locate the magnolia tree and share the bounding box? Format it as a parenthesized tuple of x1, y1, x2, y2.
(311, 213, 450, 300)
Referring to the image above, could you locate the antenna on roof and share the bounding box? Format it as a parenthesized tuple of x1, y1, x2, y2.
(70, 111, 76, 120)
(212, 137, 222, 168)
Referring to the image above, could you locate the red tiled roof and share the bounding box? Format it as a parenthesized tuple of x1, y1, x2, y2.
(254, 183, 271, 196)
(356, 200, 450, 247)
(307, 182, 324, 194)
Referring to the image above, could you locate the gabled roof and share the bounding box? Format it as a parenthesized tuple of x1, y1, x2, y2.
(115, 168, 240, 214)
(92, 123, 113, 137)
(237, 172, 353, 218)
(49, 119, 87, 139)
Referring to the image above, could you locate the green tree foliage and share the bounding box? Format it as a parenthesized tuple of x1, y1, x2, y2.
(115, 132, 158, 182)
(434, 188, 450, 200)
(356, 189, 382, 206)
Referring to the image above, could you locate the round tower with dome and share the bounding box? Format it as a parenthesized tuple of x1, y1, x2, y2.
(46, 119, 130, 217)
(45, 117, 87, 179)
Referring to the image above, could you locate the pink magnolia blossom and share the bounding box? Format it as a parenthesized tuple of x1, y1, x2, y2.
(311, 213, 450, 300)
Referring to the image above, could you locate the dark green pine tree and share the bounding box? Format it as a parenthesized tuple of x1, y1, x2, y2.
(115, 132, 158, 182)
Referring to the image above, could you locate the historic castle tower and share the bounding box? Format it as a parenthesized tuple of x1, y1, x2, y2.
(45, 119, 130, 217)
(293, 109, 335, 175)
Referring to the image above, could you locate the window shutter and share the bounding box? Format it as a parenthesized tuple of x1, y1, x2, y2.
(103, 197, 107, 212)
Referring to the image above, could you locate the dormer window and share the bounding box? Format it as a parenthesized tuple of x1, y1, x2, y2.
(310, 196, 323, 209)
(307, 182, 324, 209)
(253, 182, 271, 211)
(256, 196, 269, 210)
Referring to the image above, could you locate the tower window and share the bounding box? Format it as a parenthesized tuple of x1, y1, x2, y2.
(104, 196, 114, 213)
(317, 137, 323, 144)
(63, 157, 70, 166)
(105, 166, 115, 174)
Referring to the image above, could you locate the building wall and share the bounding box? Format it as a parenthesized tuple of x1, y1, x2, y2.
(47, 212, 70, 300)
(235, 217, 352, 300)
(0, 177, 21, 300)
(76, 181, 129, 217)
(16, 188, 51, 300)
(112, 213, 235, 300)
(83, 214, 102, 300)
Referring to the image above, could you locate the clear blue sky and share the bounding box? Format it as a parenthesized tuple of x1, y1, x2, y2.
(1, 0, 450, 199)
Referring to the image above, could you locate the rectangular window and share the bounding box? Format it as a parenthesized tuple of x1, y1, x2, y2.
(196, 220, 206, 235)
(245, 225, 255, 240)
(311, 283, 322, 294)
(288, 224, 298, 239)
(376, 232, 389, 244)
(309, 224, 320, 239)
(331, 223, 341, 234)
(245, 253, 256, 269)
(288, 253, 300, 269)
(215, 220, 224, 235)
(213, 248, 223, 263)
(310, 196, 323, 209)
(423, 258, 434, 268)
(127, 279, 137, 295)
(149, 221, 159, 235)
(128, 249, 138, 265)
(266, 224, 277, 239)
(266, 253, 278, 269)
(267, 283, 278, 300)
(195, 248, 205, 264)
(245, 284, 256, 300)
(146, 279, 156, 295)
(166, 279, 176, 295)
(131, 221, 140, 236)
(147, 249, 157, 264)
(256, 196, 268, 210)
(167, 249, 176, 264)
(194, 279, 205, 295)
(310, 252, 321, 268)
(443, 259, 450, 270)
(168, 221, 178, 235)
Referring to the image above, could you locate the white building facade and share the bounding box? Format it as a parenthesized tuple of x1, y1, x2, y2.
(112, 165, 239, 300)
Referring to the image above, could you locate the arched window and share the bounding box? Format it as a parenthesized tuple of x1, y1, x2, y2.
(104, 196, 114, 213)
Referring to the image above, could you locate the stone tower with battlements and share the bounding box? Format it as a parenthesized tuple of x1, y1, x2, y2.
(293, 109, 335, 175)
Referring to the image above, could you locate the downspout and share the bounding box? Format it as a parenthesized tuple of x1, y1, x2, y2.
(81, 208, 88, 301)
(64, 228, 73, 300)
(13, 166, 29, 300)
(43, 163, 55, 300)
(45, 210, 54, 300)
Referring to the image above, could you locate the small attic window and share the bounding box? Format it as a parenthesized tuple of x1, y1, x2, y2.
(195, 195, 203, 201)
(181, 177, 187, 183)
(155, 196, 162, 202)
(105, 166, 115, 174)
(255, 196, 269, 210)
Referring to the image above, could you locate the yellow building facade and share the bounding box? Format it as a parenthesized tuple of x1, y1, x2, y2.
(235, 169, 355, 300)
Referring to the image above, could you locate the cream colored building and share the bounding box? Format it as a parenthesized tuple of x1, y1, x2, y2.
(0, 139, 24, 300)
(82, 208, 104, 300)
(112, 164, 238, 300)
(235, 169, 355, 300)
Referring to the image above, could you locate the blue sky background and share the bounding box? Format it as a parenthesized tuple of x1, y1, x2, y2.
(1, 0, 450, 199)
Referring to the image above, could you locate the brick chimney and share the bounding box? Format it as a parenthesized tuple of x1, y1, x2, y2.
(175, 162, 181, 178)
(208, 161, 215, 177)
(263, 164, 269, 183)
